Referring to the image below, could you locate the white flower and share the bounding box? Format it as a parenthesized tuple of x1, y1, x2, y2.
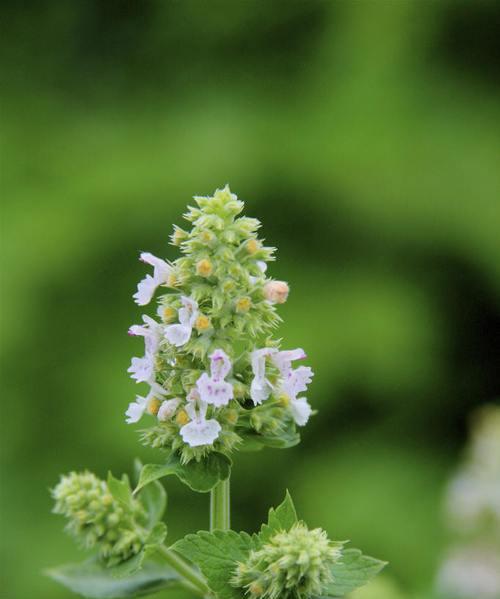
(180, 400, 221, 447)
(196, 349, 234, 407)
(250, 347, 277, 405)
(279, 365, 314, 426)
(289, 397, 312, 426)
(164, 296, 198, 347)
(127, 353, 155, 383)
(271, 348, 307, 375)
(157, 398, 181, 422)
(125, 382, 167, 424)
(133, 252, 171, 306)
(128, 315, 164, 355)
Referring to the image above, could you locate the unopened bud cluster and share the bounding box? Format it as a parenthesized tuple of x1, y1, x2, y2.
(127, 186, 314, 463)
(52, 472, 146, 566)
(232, 523, 343, 599)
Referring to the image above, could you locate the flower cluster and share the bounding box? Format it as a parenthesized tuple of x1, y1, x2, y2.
(232, 522, 343, 599)
(127, 186, 314, 463)
(52, 472, 146, 566)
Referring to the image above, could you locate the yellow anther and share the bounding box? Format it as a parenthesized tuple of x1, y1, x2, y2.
(162, 306, 176, 322)
(200, 231, 214, 244)
(167, 273, 178, 287)
(176, 409, 190, 426)
(235, 297, 252, 313)
(249, 582, 264, 596)
(246, 239, 260, 254)
(196, 258, 213, 277)
(278, 393, 291, 407)
(172, 228, 187, 246)
(195, 314, 211, 332)
(147, 398, 161, 416)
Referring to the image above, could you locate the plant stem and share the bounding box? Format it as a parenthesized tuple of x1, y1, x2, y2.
(210, 477, 230, 531)
(157, 545, 210, 597)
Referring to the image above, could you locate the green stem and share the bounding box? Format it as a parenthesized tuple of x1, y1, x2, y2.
(210, 477, 230, 531)
(156, 545, 210, 597)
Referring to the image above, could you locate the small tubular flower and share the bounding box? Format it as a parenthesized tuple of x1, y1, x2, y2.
(263, 280, 289, 304)
(279, 365, 314, 426)
(133, 252, 171, 306)
(164, 296, 198, 347)
(128, 315, 164, 355)
(125, 382, 167, 424)
(127, 353, 155, 384)
(196, 349, 234, 407)
(250, 348, 277, 405)
(157, 398, 181, 422)
(180, 399, 221, 447)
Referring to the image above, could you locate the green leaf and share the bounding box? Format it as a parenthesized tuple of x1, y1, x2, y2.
(46, 558, 181, 598)
(139, 478, 167, 529)
(259, 490, 298, 542)
(239, 424, 300, 452)
(107, 472, 132, 509)
(135, 452, 232, 494)
(318, 548, 387, 597)
(173, 530, 255, 599)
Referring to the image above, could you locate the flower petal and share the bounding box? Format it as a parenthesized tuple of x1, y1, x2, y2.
(196, 373, 233, 407)
(290, 397, 312, 426)
(165, 324, 192, 347)
(180, 418, 221, 447)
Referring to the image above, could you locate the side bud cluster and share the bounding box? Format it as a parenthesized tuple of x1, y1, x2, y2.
(232, 523, 343, 599)
(52, 472, 146, 566)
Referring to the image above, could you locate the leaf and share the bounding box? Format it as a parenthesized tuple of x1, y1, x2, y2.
(107, 473, 132, 509)
(318, 548, 387, 597)
(46, 558, 181, 598)
(259, 490, 298, 542)
(135, 452, 232, 494)
(239, 424, 300, 452)
(173, 530, 255, 599)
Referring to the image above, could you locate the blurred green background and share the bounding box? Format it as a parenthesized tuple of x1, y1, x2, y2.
(1, 1, 500, 598)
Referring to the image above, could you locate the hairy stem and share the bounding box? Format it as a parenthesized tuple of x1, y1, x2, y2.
(156, 545, 210, 597)
(210, 477, 230, 531)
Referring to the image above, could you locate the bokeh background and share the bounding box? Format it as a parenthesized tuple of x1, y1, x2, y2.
(1, 1, 500, 598)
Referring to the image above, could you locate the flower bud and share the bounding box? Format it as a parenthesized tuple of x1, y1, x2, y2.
(147, 397, 162, 416)
(232, 522, 343, 599)
(176, 409, 190, 426)
(171, 226, 188, 246)
(235, 297, 252, 313)
(264, 281, 289, 304)
(195, 314, 211, 332)
(160, 305, 176, 323)
(52, 472, 146, 566)
(246, 239, 260, 255)
(196, 258, 213, 278)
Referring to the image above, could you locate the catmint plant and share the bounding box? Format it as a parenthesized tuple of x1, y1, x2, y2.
(48, 186, 386, 599)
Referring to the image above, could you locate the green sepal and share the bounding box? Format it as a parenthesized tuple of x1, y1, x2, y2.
(173, 530, 256, 599)
(45, 557, 180, 598)
(315, 549, 388, 597)
(259, 490, 298, 542)
(135, 451, 231, 494)
(106, 472, 132, 509)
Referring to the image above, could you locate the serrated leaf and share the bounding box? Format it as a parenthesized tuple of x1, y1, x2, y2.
(317, 548, 387, 597)
(46, 558, 181, 598)
(135, 452, 231, 494)
(259, 490, 298, 542)
(173, 530, 255, 599)
(107, 473, 132, 509)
